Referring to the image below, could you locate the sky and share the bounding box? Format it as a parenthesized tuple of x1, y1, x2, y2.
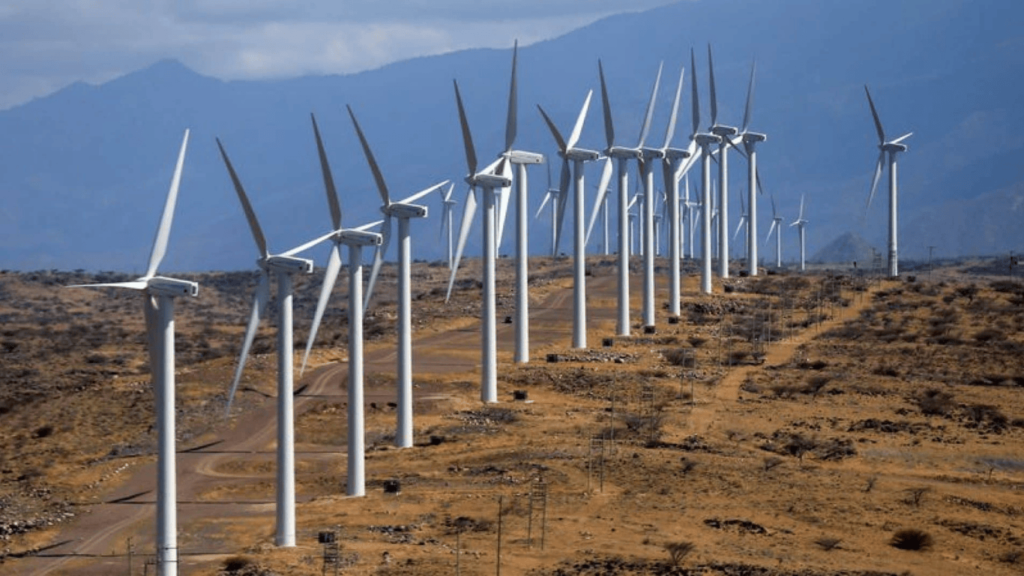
(0, 0, 679, 111)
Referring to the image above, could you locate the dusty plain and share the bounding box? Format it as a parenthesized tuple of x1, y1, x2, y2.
(1, 255, 1023, 575)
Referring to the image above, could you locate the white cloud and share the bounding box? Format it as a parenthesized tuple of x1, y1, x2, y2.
(0, 0, 678, 110)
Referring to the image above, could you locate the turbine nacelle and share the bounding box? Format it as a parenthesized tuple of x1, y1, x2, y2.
(148, 276, 200, 298)
(742, 132, 767, 144)
(640, 147, 665, 160)
(693, 133, 722, 147)
(563, 148, 600, 162)
(469, 172, 512, 189)
(605, 146, 643, 160)
(881, 142, 908, 153)
(710, 125, 738, 138)
(664, 148, 692, 161)
(385, 203, 428, 219)
(504, 151, 544, 165)
(264, 255, 314, 275)
(337, 229, 383, 247)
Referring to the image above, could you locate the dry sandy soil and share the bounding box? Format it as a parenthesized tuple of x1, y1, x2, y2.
(1, 256, 1023, 575)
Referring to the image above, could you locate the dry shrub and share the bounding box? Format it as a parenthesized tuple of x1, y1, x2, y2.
(664, 541, 695, 566)
(814, 536, 842, 551)
(903, 487, 930, 507)
(890, 528, 933, 551)
(763, 456, 783, 472)
(917, 388, 955, 416)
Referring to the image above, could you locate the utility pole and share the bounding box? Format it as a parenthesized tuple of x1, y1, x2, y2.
(928, 246, 935, 279)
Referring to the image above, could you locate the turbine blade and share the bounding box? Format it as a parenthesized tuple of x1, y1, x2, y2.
(799, 194, 805, 220)
(301, 243, 341, 376)
(535, 191, 552, 219)
(363, 216, 391, 311)
(537, 104, 568, 152)
(690, 48, 701, 137)
(867, 151, 885, 209)
(454, 80, 478, 175)
(347, 105, 391, 207)
(637, 62, 662, 148)
(311, 114, 342, 230)
(663, 65, 684, 150)
(765, 220, 777, 246)
(504, 40, 518, 153)
(446, 186, 478, 302)
(401, 179, 449, 205)
(143, 296, 161, 387)
(68, 280, 148, 290)
(495, 160, 513, 249)
(227, 271, 270, 413)
(554, 158, 570, 254)
(892, 132, 913, 145)
(567, 90, 593, 151)
(280, 229, 337, 257)
(742, 60, 757, 133)
(587, 157, 614, 244)
(546, 158, 552, 189)
(708, 44, 718, 127)
(598, 60, 615, 150)
(734, 216, 745, 240)
(216, 138, 268, 258)
(771, 194, 777, 218)
(354, 219, 384, 232)
(864, 85, 886, 144)
(146, 129, 189, 278)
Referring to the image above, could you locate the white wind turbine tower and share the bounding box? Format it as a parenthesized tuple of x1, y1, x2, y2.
(689, 48, 723, 294)
(497, 42, 545, 365)
(707, 45, 739, 280)
(627, 192, 640, 256)
(447, 79, 513, 403)
(70, 131, 195, 575)
(298, 115, 383, 497)
(588, 60, 660, 336)
(538, 91, 600, 349)
(790, 194, 808, 271)
(683, 174, 699, 260)
(864, 85, 912, 277)
(217, 139, 318, 547)
(764, 194, 784, 268)
(438, 184, 457, 269)
(349, 106, 448, 449)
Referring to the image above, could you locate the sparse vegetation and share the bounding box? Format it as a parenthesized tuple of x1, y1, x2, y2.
(890, 528, 933, 551)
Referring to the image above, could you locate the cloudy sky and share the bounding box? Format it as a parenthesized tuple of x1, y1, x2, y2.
(0, 0, 679, 111)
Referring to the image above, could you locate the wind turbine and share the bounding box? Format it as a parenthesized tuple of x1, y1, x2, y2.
(70, 131, 195, 575)
(217, 139, 317, 547)
(535, 162, 561, 257)
(588, 60, 660, 336)
(448, 79, 513, 403)
(300, 114, 383, 497)
(657, 65, 691, 317)
(499, 41, 545, 365)
(690, 48, 723, 294)
(538, 91, 600, 349)
(864, 85, 912, 277)
(707, 45, 739, 280)
(790, 194, 808, 271)
(438, 183, 457, 269)
(732, 61, 767, 276)
(764, 194, 784, 268)
(348, 106, 447, 449)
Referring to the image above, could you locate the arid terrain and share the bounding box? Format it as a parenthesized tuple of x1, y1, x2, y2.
(1, 255, 1023, 575)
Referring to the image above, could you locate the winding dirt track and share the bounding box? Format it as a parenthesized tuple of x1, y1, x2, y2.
(21, 267, 617, 575)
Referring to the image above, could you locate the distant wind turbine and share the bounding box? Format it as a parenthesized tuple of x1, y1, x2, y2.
(790, 194, 808, 271)
(538, 91, 600, 349)
(707, 45, 739, 280)
(764, 194, 784, 268)
(348, 105, 448, 449)
(864, 85, 912, 277)
(690, 48, 722, 294)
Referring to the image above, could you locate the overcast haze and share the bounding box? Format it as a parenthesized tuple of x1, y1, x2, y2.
(0, 0, 678, 111)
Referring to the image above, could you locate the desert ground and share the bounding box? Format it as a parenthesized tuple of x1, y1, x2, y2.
(1, 255, 1023, 575)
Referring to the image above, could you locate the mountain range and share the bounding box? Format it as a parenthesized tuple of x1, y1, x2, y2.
(1, 0, 1022, 272)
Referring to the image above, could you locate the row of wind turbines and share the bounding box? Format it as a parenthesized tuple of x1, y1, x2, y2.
(68, 42, 910, 575)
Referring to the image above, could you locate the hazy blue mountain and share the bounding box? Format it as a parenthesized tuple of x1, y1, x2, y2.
(810, 232, 877, 266)
(1, 0, 1022, 271)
